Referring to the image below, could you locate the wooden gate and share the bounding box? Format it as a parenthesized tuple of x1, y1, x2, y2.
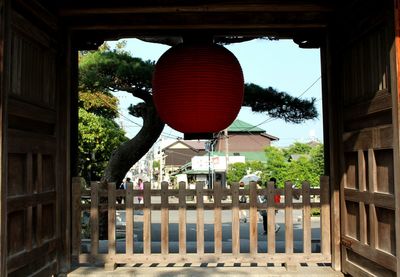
(325, 0, 399, 275)
(71, 177, 331, 269)
(0, 1, 70, 276)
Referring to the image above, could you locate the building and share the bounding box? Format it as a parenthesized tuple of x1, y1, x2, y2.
(214, 119, 279, 162)
(161, 140, 206, 182)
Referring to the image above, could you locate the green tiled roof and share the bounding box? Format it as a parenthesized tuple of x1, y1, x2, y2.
(228, 119, 265, 133)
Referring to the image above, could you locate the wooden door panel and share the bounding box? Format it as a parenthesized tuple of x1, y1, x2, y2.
(5, 4, 62, 276)
(331, 1, 398, 275)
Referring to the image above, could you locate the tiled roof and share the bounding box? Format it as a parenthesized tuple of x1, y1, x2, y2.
(228, 119, 265, 133)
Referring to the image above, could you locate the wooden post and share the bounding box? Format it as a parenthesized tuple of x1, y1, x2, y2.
(90, 182, 99, 256)
(126, 181, 134, 254)
(72, 177, 83, 263)
(26, 153, 33, 252)
(214, 182, 222, 255)
(320, 176, 331, 256)
(178, 182, 186, 255)
(285, 181, 293, 254)
(267, 182, 276, 254)
(390, 7, 400, 274)
(108, 183, 116, 256)
(0, 2, 9, 275)
(143, 182, 151, 255)
(302, 181, 311, 255)
(36, 154, 43, 247)
(196, 182, 204, 255)
(367, 149, 378, 249)
(249, 182, 258, 256)
(358, 150, 368, 245)
(231, 183, 240, 256)
(393, 6, 400, 272)
(161, 181, 169, 256)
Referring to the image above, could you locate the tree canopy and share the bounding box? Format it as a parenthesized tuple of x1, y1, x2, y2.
(78, 104, 128, 181)
(264, 142, 324, 187)
(225, 142, 324, 188)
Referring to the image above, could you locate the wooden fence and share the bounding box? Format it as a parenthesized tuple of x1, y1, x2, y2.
(71, 176, 331, 268)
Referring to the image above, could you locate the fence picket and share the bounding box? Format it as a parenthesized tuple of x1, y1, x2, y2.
(302, 182, 311, 254)
(267, 182, 276, 254)
(231, 183, 240, 256)
(72, 177, 82, 263)
(161, 182, 169, 256)
(320, 176, 331, 256)
(214, 182, 222, 255)
(249, 182, 258, 255)
(196, 182, 204, 254)
(108, 183, 116, 255)
(143, 182, 151, 255)
(178, 182, 187, 255)
(285, 181, 294, 254)
(126, 181, 134, 254)
(90, 182, 99, 256)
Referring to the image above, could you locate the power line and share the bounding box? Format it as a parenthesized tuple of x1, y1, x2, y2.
(297, 76, 321, 98)
(93, 93, 181, 140)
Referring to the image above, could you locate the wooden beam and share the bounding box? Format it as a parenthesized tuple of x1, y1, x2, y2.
(391, 1, 400, 273)
(0, 0, 10, 274)
(59, 2, 334, 16)
(78, 253, 331, 264)
(343, 189, 395, 210)
(67, 22, 327, 32)
(320, 38, 341, 271)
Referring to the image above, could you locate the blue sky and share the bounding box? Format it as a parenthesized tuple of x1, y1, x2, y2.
(109, 38, 323, 147)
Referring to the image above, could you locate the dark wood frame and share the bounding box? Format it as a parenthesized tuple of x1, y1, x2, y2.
(0, 0, 400, 275)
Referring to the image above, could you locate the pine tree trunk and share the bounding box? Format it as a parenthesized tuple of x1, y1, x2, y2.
(101, 101, 165, 184)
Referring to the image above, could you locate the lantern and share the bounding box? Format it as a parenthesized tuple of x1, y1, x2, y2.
(152, 42, 244, 136)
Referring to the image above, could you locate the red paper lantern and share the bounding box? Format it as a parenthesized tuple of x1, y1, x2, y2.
(152, 43, 244, 134)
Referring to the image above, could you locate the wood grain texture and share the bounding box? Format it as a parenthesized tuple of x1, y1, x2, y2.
(125, 181, 134, 254)
(107, 183, 116, 255)
(196, 182, 204, 255)
(161, 182, 169, 256)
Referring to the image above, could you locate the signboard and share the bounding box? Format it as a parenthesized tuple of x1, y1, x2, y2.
(191, 155, 245, 171)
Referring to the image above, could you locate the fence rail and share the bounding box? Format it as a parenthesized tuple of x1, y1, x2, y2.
(72, 176, 331, 267)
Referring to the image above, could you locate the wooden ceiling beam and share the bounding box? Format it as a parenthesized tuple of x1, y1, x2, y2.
(63, 11, 328, 31)
(59, 3, 333, 16)
(67, 23, 327, 31)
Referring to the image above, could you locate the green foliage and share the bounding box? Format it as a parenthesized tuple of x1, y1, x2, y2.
(79, 49, 155, 96)
(153, 160, 160, 169)
(78, 108, 128, 181)
(264, 146, 288, 187)
(283, 142, 312, 159)
(310, 144, 324, 177)
(310, 208, 321, 216)
(243, 83, 318, 123)
(264, 142, 324, 188)
(78, 91, 119, 119)
(226, 161, 266, 185)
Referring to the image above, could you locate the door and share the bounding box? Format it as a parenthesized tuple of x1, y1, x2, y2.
(3, 1, 70, 276)
(327, 0, 398, 276)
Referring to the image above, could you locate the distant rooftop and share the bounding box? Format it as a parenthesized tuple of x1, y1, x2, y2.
(164, 139, 206, 151)
(228, 119, 265, 133)
(228, 119, 279, 141)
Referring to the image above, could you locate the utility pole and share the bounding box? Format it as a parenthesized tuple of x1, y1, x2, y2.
(224, 128, 229, 176)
